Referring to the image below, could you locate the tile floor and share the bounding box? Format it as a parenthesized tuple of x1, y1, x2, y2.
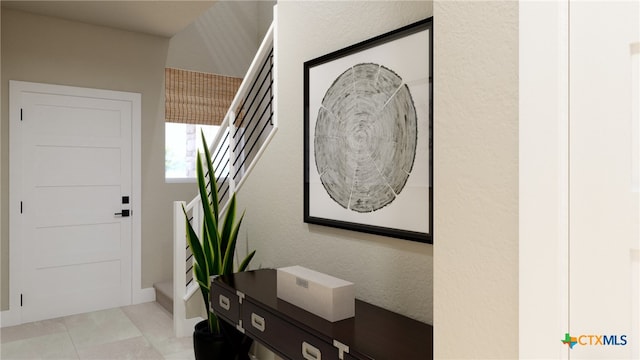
(0, 302, 195, 360)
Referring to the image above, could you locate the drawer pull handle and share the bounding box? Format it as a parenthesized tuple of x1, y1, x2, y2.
(219, 295, 230, 311)
(302, 341, 322, 360)
(251, 313, 266, 332)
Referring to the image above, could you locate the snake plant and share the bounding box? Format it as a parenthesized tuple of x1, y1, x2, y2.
(183, 131, 256, 334)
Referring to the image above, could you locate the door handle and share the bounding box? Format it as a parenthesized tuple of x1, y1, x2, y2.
(114, 209, 130, 217)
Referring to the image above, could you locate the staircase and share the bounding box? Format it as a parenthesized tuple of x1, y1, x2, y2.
(161, 22, 277, 337)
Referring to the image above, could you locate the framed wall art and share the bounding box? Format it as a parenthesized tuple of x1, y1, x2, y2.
(304, 18, 433, 244)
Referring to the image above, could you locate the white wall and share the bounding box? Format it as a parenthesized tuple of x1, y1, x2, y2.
(519, 1, 570, 358)
(167, 1, 275, 77)
(434, 1, 519, 359)
(237, 0, 434, 326)
(258, 1, 276, 39)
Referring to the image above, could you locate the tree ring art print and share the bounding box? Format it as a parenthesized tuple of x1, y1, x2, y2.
(314, 63, 417, 213)
(304, 18, 433, 243)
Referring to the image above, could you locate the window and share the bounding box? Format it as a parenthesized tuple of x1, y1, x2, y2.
(165, 123, 221, 181)
(164, 67, 242, 181)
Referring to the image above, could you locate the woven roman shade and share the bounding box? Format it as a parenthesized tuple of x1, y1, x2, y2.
(165, 67, 242, 125)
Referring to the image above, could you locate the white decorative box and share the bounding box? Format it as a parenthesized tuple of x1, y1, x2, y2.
(276, 266, 355, 322)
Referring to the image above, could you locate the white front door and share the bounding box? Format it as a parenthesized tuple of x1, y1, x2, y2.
(9, 81, 140, 323)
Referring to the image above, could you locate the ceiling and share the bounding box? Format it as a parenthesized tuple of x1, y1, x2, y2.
(1, 0, 217, 37)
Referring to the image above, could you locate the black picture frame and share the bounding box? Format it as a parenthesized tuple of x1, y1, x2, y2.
(304, 18, 433, 244)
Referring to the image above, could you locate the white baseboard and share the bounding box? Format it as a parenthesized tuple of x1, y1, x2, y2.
(133, 287, 156, 304)
(0, 308, 20, 328)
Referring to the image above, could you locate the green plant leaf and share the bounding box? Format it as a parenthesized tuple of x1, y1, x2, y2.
(192, 262, 208, 291)
(201, 131, 219, 223)
(238, 250, 256, 272)
(219, 194, 237, 261)
(225, 215, 244, 274)
(183, 206, 209, 281)
(202, 218, 219, 276)
(196, 152, 220, 274)
(222, 207, 245, 275)
(201, 131, 222, 270)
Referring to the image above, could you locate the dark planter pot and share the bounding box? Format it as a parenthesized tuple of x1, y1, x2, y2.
(193, 320, 254, 360)
(193, 320, 228, 360)
(220, 320, 253, 360)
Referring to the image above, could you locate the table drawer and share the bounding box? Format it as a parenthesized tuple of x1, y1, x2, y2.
(211, 283, 240, 325)
(243, 300, 339, 360)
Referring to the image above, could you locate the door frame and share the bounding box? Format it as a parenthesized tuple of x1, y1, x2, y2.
(3, 81, 142, 326)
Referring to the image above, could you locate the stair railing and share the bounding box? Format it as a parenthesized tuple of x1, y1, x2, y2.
(173, 21, 277, 337)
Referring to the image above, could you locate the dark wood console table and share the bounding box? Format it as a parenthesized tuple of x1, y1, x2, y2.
(211, 269, 432, 360)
